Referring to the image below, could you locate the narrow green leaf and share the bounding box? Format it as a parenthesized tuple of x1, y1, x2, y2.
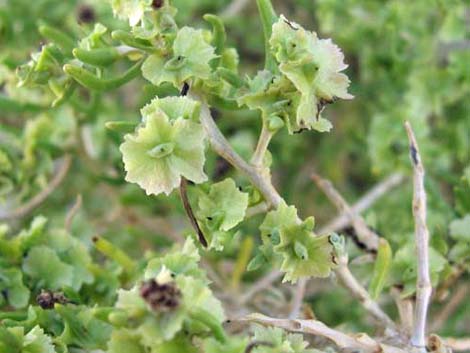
(255, 0, 278, 72)
(38, 25, 75, 54)
(369, 238, 392, 300)
(203, 14, 226, 68)
(73, 48, 120, 67)
(189, 307, 227, 343)
(63, 60, 143, 91)
(111, 30, 154, 51)
(105, 121, 138, 134)
(217, 68, 245, 88)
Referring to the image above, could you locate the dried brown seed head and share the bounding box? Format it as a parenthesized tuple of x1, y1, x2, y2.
(36, 290, 69, 310)
(140, 278, 181, 312)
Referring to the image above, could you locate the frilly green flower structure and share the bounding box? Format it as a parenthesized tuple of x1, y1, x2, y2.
(260, 201, 336, 283)
(142, 26, 216, 87)
(240, 14, 353, 134)
(120, 96, 207, 196)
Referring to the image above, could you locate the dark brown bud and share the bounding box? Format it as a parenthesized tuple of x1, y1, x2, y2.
(140, 279, 181, 312)
(36, 290, 69, 310)
(152, 0, 164, 9)
(78, 5, 95, 23)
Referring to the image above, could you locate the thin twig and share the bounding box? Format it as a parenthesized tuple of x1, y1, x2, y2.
(65, 194, 82, 232)
(288, 278, 307, 319)
(312, 172, 380, 252)
(430, 284, 468, 332)
(239, 270, 282, 305)
(244, 340, 274, 353)
(236, 313, 407, 353)
(0, 155, 72, 221)
(193, 93, 282, 208)
(246, 202, 269, 218)
(251, 123, 273, 167)
(435, 265, 466, 301)
(444, 337, 470, 352)
(179, 178, 208, 247)
(391, 287, 414, 337)
(405, 121, 432, 351)
(319, 173, 405, 235)
(220, 0, 251, 19)
(335, 256, 399, 333)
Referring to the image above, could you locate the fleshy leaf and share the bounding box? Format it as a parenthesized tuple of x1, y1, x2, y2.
(368, 239, 392, 300)
(23, 326, 56, 353)
(141, 96, 201, 122)
(56, 305, 113, 350)
(391, 243, 448, 297)
(252, 324, 314, 353)
(449, 215, 470, 242)
(22, 246, 74, 290)
(197, 178, 249, 232)
(120, 105, 207, 196)
(108, 329, 146, 353)
(0, 268, 30, 309)
(204, 336, 248, 353)
(145, 238, 207, 282)
(142, 27, 216, 87)
(259, 201, 298, 242)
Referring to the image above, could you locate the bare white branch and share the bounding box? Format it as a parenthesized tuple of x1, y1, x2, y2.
(251, 123, 274, 167)
(65, 194, 82, 232)
(391, 287, 414, 337)
(246, 202, 269, 218)
(236, 313, 407, 353)
(312, 172, 380, 251)
(443, 337, 470, 352)
(194, 94, 282, 208)
(405, 121, 432, 351)
(335, 256, 399, 333)
(430, 284, 468, 332)
(219, 0, 251, 18)
(288, 278, 307, 319)
(239, 270, 282, 305)
(320, 173, 405, 234)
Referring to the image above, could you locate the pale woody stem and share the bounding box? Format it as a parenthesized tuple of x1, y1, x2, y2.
(251, 123, 273, 167)
(194, 93, 282, 208)
(405, 121, 432, 351)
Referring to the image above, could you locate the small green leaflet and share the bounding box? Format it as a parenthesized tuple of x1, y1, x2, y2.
(368, 238, 392, 300)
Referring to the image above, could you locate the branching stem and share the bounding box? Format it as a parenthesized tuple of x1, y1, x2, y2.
(194, 94, 282, 208)
(236, 313, 407, 353)
(251, 123, 274, 167)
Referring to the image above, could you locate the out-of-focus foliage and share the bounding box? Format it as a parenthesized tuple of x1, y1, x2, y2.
(1, 0, 469, 351)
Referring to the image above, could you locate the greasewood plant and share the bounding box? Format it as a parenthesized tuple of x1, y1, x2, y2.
(0, 0, 468, 352)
